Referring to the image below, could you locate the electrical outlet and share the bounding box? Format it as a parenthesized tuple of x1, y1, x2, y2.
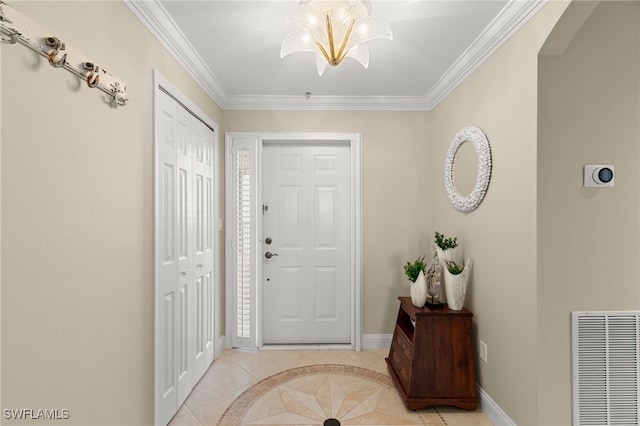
(479, 340, 488, 363)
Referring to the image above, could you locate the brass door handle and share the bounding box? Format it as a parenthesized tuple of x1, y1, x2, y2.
(265, 252, 278, 259)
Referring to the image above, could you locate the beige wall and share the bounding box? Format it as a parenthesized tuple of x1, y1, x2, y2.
(4, 1, 639, 425)
(538, 2, 640, 424)
(427, 2, 569, 425)
(1, 1, 222, 424)
(224, 110, 431, 335)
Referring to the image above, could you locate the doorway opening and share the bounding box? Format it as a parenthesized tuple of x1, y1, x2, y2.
(225, 132, 363, 350)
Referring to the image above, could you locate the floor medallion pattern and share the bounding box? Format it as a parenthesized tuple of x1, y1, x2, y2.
(217, 364, 443, 425)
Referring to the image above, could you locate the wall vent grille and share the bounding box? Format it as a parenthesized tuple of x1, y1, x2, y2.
(572, 312, 640, 425)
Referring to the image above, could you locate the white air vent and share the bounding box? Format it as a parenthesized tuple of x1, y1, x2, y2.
(572, 312, 640, 425)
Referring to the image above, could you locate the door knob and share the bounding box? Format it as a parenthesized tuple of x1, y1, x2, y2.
(264, 251, 278, 259)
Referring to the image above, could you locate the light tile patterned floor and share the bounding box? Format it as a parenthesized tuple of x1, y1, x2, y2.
(168, 349, 493, 426)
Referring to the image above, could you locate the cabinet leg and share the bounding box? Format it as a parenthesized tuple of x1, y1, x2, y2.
(455, 402, 478, 411)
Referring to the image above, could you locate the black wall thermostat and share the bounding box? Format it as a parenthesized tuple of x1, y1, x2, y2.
(584, 165, 614, 187)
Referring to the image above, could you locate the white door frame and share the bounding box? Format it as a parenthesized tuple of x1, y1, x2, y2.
(225, 132, 363, 351)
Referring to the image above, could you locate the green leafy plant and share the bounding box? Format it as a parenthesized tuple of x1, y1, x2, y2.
(404, 256, 426, 282)
(434, 231, 458, 250)
(445, 260, 466, 275)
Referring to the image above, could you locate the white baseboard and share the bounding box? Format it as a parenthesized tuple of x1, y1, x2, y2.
(215, 334, 228, 359)
(362, 334, 392, 349)
(477, 384, 516, 426)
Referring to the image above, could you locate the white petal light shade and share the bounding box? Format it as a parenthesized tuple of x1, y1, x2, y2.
(281, 0, 392, 75)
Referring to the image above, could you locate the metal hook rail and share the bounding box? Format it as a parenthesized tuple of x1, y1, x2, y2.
(0, 1, 128, 107)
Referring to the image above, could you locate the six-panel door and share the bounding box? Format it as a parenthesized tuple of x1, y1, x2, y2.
(262, 143, 351, 344)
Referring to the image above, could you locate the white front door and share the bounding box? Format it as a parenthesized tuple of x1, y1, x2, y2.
(262, 143, 351, 344)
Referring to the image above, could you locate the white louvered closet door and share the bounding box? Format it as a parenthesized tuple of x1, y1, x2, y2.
(155, 89, 215, 426)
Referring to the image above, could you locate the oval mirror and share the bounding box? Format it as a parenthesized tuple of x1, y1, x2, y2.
(444, 126, 492, 213)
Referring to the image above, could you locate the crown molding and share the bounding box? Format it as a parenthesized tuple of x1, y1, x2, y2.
(424, 0, 548, 109)
(123, 0, 228, 107)
(222, 95, 430, 111)
(125, 0, 546, 111)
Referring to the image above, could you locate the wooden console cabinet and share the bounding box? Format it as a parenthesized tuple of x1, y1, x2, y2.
(385, 297, 477, 410)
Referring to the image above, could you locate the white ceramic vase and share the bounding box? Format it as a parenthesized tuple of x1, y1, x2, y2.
(443, 257, 471, 310)
(436, 247, 463, 303)
(410, 270, 428, 308)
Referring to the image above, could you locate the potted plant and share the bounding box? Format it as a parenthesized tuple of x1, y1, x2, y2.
(443, 258, 472, 310)
(404, 256, 426, 282)
(404, 256, 427, 308)
(434, 231, 458, 251)
(433, 231, 463, 303)
(445, 259, 466, 275)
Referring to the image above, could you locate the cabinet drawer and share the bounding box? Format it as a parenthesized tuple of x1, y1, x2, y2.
(394, 324, 413, 360)
(389, 343, 410, 389)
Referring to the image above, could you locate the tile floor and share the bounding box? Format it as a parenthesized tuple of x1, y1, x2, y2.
(168, 348, 493, 425)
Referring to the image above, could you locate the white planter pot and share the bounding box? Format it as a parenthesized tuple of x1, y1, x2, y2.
(436, 247, 463, 303)
(410, 270, 427, 308)
(443, 258, 472, 311)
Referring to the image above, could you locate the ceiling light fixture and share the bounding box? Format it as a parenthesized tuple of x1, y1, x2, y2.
(280, 0, 392, 76)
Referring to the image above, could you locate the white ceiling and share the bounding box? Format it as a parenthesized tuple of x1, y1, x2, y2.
(128, 0, 546, 110)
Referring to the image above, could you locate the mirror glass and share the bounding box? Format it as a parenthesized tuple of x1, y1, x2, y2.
(452, 141, 478, 197)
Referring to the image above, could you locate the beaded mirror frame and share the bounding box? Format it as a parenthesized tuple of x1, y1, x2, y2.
(444, 126, 492, 213)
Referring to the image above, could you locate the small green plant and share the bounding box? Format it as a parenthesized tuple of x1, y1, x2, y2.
(434, 231, 458, 250)
(404, 256, 426, 282)
(445, 260, 466, 275)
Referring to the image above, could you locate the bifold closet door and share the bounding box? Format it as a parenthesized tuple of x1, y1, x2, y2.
(155, 89, 215, 425)
(190, 110, 215, 381)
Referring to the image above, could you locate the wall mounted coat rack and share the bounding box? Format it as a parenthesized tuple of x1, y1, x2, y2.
(0, 1, 128, 107)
